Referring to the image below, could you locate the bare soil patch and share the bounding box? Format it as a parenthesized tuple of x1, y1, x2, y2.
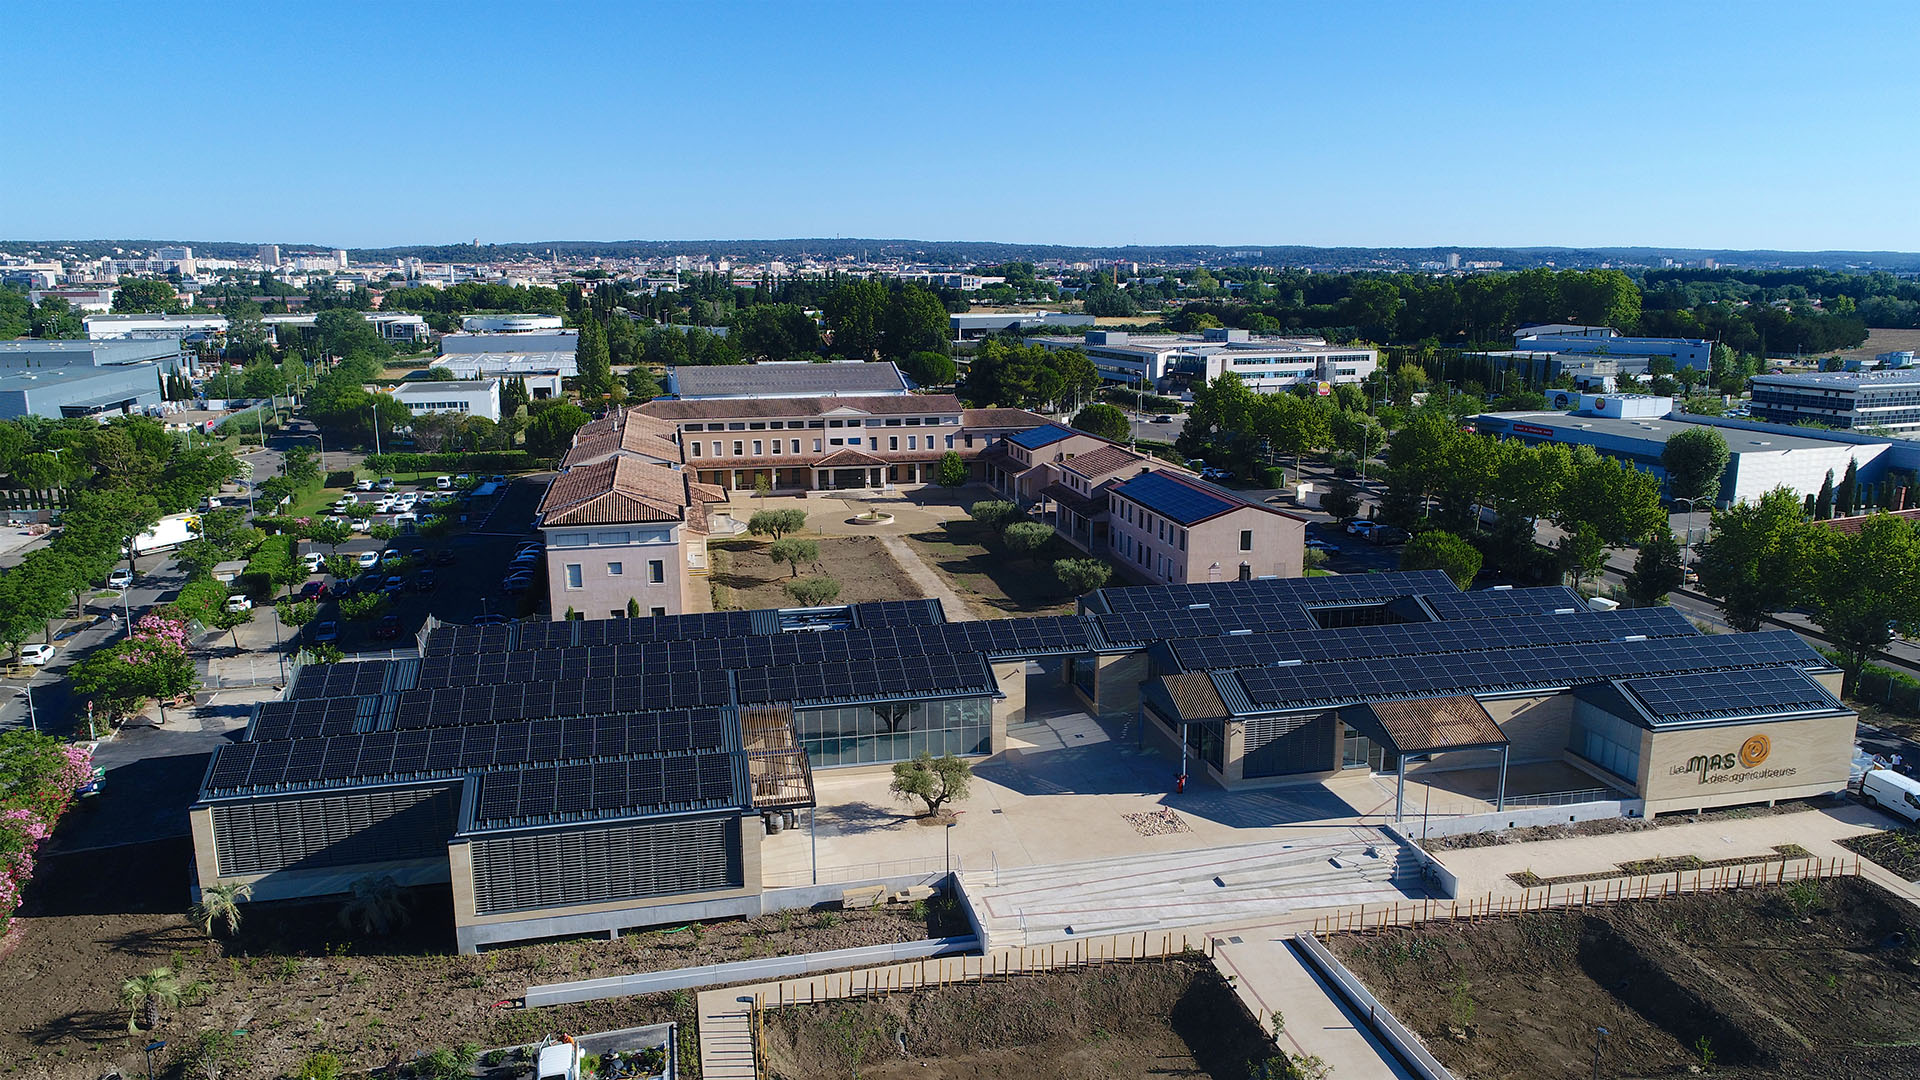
(761, 958, 1279, 1080)
(1508, 845, 1810, 888)
(711, 536, 919, 610)
(0, 839, 967, 1080)
(1833, 327, 1920, 362)
(901, 521, 1087, 619)
(1329, 877, 1920, 1079)
(1841, 826, 1920, 882)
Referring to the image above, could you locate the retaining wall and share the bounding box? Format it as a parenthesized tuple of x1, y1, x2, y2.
(1293, 934, 1458, 1080)
(526, 935, 979, 1007)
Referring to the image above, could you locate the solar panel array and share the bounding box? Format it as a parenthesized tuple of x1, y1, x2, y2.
(1094, 570, 1456, 614)
(204, 708, 732, 797)
(849, 599, 946, 628)
(252, 697, 370, 741)
(1622, 666, 1839, 725)
(1170, 607, 1696, 672)
(735, 654, 995, 706)
(1234, 630, 1824, 711)
(470, 754, 742, 830)
(1115, 472, 1235, 524)
(1419, 586, 1586, 621)
(1095, 605, 1320, 647)
(422, 610, 762, 656)
(289, 661, 393, 700)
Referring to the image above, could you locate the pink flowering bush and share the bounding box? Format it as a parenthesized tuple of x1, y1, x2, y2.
(0, 735, 90, 930)
(132, 614, 189, 649)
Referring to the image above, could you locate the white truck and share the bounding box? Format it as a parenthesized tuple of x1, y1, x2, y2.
(535, 1038, 582, 1080)
(126, 513, 201, 557)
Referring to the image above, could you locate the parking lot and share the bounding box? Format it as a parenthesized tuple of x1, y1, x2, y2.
(290, 475, 553, 654)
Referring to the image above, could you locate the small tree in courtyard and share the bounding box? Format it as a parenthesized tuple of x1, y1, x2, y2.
(748, 508, 807, 539)
(768, 537, 819, 578)
(938, 451, 968, 487)
(784, 575, 841, 606)
(1321, 478, 1361, 524)
(1001, 521, 1054, 563)
(1054, 558, 1112, 595)
(1624, 531, 1684, 607)
(968, 500, 1018, 532)
(889, 752, 972, 817)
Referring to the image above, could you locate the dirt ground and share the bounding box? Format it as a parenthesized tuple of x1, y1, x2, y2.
(0, 838, 967, 1080)
(901, 522, 1084, 619)
(1841, 827, 1920, 881)
(760, 958, 1280, 1080)
(1330, 877, 1920, 1079)
(711, 536, 919, 610)
(1833, 327, 1920, 362)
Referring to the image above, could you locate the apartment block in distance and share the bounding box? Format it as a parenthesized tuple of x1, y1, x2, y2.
(1032, 328, 1377, 394)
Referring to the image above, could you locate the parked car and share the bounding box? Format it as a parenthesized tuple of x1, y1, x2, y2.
(434, 475, 454, 490)
(298, 581, 330, 601)
(224, 595, 253, 613)
(432, 549, 456, 566)
(471, 613, 510, 626)
(107, 568, 134, 589)
(1305, 539, 1341, 553)
(501, 574, 534, 593)
(1200, 467, 1234, 481)
(311, 621, 339, 643)
(302, 551, 325, 573)
(355, 551, 381, 569)
(1861, 768, 1920, 824)
(414, 570, 437, 591)
(394, 511, 419, 525)
(354, 479, 374, 492)
(375, 477, 397, 492)
(486, 475, 507, 485)
(1345, 520, 1379, 538)
(383, 576, 407, 596)
(19, 643, 55, 666)
(373, 614, 403, 640)
(1151, 414, 1175, 424)
(1369, 525, 1412, 546)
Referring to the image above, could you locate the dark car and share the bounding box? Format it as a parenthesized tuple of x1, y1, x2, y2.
(409, 548, 427, 562)
(311, 621, 339, 643)
(432, 549, 456, 566)
(298, 581, 331, 601)
(373, 614, 403, 639)
(383, 575, 407, 595)
(501, 573, 533, 594)
(472, 613, 510, 626)
(415, 570, 437, 592)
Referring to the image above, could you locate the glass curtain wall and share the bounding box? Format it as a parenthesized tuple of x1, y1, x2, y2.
(793, 696, 992, 767)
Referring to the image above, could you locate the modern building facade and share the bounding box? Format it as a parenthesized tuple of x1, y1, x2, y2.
(460, 314, 565, 333)
(949, 311, 1094, 341)
(388, 379, 502, 422)
(639, 393, 978, 492)
(429, 354, 572, 399)
(1749, 369, 1920, 434)
(189, 572, 1854, 952)
(83, 313, 229, 341)
(1032, 329, 1377, 393)
(0, 338, 185, 372)
(0, 361, 165, 419)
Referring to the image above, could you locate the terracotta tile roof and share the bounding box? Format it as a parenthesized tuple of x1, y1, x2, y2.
(962, 408, 1052, 429)
(1821, 508, 1920, 535)
(561, 408, 685, 468)
(814, 447, 887, 468)
(539, 456, 719, 528)
(1064, 443, 1151, 481)
(637, 393, 965, 421)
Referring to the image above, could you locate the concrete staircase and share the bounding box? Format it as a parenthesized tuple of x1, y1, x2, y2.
(958, 830, 1422, 948)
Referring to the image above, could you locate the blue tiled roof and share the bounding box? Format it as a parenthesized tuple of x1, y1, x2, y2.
(1007, 424, 1077, 450)
(1115, 471, 1238, 525)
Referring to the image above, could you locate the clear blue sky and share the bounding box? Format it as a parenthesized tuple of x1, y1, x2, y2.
(8, 1, 1918, 252)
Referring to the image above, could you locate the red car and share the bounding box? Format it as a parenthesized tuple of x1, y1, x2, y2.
(373, 614, 403, 640)
(298, 581, 331, 601)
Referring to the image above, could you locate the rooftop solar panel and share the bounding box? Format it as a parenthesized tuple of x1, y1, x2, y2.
(1094, 571, 1456, 614)
(1621, 666, 1841, 725)
(465, 751, 742, 831)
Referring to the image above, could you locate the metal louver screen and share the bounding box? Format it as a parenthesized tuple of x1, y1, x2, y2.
(469, 815, 741, 916)
(212, 785, 460, 877)
(1241, 713, 1335, 779)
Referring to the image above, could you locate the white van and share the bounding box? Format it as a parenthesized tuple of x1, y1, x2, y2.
(1860, 768, 1920, 824)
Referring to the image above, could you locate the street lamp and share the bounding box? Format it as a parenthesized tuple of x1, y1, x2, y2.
(370, 403, 382, 456)
(944, 819, 958, 881)
(5, 686, 36, 733)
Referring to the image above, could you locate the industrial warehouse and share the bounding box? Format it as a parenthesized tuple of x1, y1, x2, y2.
(191, 573, 1857, 952)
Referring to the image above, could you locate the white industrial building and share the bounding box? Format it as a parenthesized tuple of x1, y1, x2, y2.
(429, 354, 571, 400)
(440, 328, 577, 354)
(387, 379, 501, 422)
(1032, 328, 1377, 393)
(1512, 325, 1712, 370)
(1475, 394, 1917, 507)
(950, 310, 1094, 341)
(459, 314, 565, 333)
(259, 312, 429, 344)
(84, 313, 229, 341)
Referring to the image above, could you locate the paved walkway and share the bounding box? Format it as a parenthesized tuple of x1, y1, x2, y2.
(875, 534, 973, 618)
(1214, 934, 1417, 1080)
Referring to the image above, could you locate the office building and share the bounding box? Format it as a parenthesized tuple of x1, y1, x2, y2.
(0, 362, 164, 419)
(27, 287, 115, 313)
(83, 313, 229, 341)
(1512, 325, 1712, 370)
(1032, 329, 1376, 393)
(387, 379, 501, 422)
(1749, 369, 1920, 434)
(262, 312, 429, 344)
(536, 456, 726, 623)
(460, 314, 565, 333)
(188, 572, 1851, 952)
(949, 311, 1095, 341)
(0, 338, 185, 371)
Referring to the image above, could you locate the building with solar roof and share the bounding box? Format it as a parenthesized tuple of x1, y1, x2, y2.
(191, 574, 1858, 950)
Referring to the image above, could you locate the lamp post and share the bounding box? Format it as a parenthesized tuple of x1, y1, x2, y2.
(944, 819, 957, 882)
(371, 403, 381, 456)
(5, 687, 36, 733)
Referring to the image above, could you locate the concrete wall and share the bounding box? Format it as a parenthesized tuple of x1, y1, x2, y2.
(1637, 712, 1855, 816)
(991, 661, 1025, 739)
(1088, 650, 1149, 720)
(1402, 693, 1572, 778)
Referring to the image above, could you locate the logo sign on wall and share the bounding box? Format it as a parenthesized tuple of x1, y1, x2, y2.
(1675, 731, 1789, 786)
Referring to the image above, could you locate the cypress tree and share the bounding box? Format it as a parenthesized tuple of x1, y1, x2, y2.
(1815, 470, 1835, 520)
(1836, 458, 1860, 517)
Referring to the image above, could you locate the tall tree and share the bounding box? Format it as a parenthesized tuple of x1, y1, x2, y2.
(574, 317, 614, 398)
(1814, 469, 1835, 520)
(822, 279, 888, 360)
(1624, 531, 1684, 607)
(112, 278, 180, 313)
(1695, 486, 1819, 631)
(1834, 457, 1860, 517)
(1660, 427, 1730, 508)
(1808, 514, 1920, 696)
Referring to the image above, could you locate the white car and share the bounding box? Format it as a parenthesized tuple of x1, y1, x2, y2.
(434, 475, 453, 490)
(225, 595, 253, 613)
(355, 551, 381, 569)
(394, 511, 419, 525)
(354, 480, 373, 492)
(19, 643, 54, 666)
(107, 568, 134, 589)
(302, 552, 325, 573)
